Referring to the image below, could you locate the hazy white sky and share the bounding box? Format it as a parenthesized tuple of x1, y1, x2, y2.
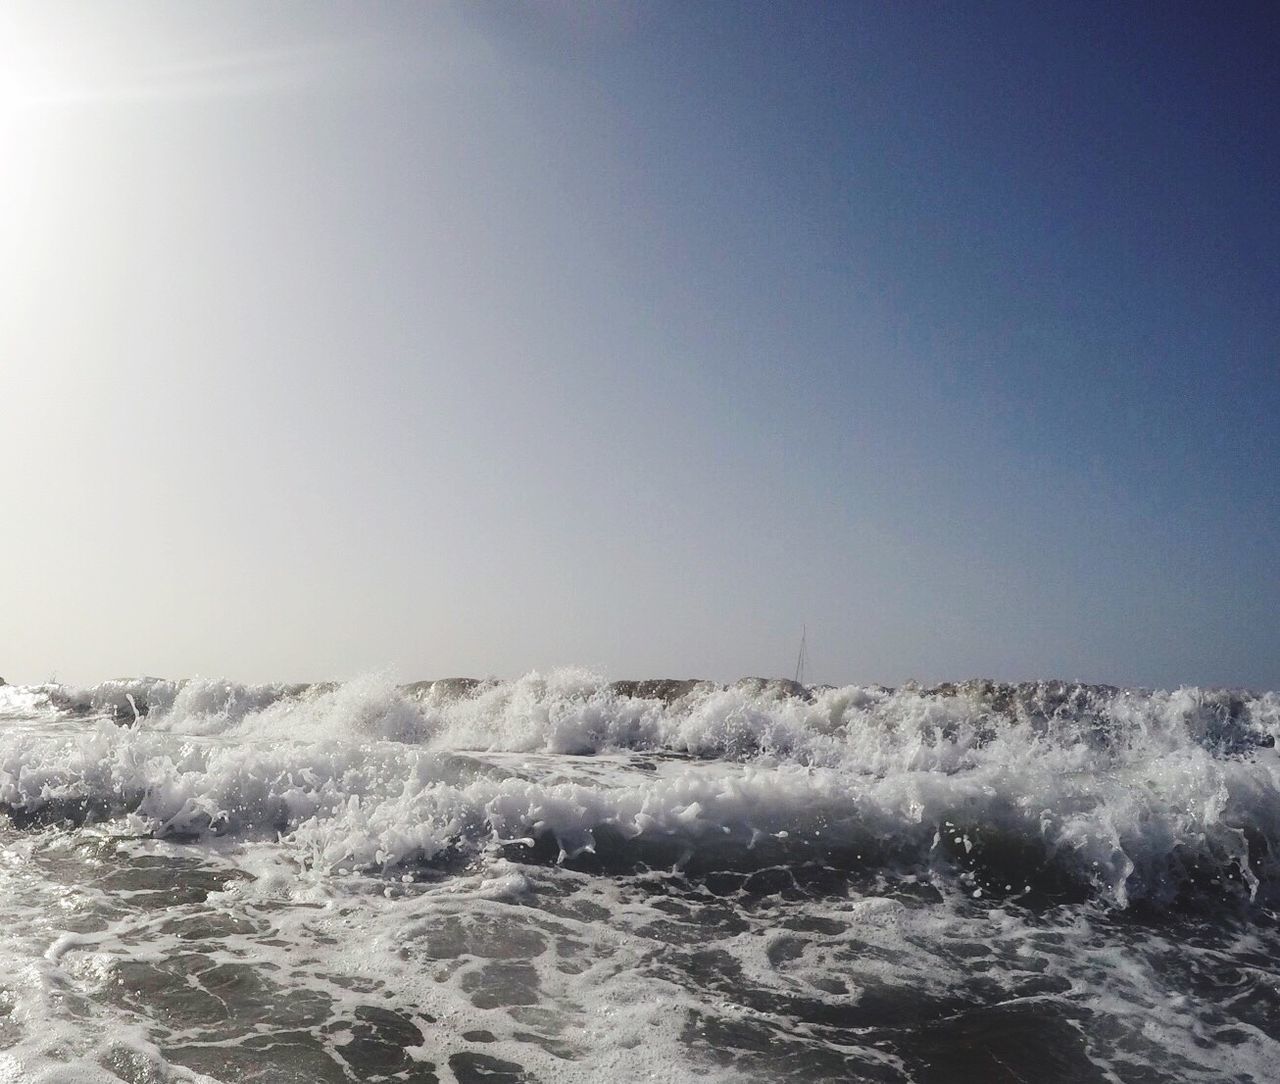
(3, 3, 1277, 688)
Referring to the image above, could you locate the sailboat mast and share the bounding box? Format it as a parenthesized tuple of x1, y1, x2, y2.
(794, 625, 807, 685)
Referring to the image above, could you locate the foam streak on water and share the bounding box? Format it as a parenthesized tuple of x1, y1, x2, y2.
(0, 671, 1277, 1082)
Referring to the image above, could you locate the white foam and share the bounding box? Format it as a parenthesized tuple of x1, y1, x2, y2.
(1, 673, 1277, 908)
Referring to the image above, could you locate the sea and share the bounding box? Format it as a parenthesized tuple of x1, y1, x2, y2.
(0, 671, 1276, 1083)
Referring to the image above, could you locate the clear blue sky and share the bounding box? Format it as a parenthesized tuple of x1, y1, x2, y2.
(2, 2, 1276, 688)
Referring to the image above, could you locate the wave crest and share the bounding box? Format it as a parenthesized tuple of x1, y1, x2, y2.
(2, 672, 1277, 909)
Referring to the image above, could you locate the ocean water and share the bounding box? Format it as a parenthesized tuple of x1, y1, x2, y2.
(0, 671, 1277, 1083)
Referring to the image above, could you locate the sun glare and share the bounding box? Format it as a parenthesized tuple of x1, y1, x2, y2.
(2, 57, 79, 116)
(1, 16, 91, 122)
(0, 6, 150, 125)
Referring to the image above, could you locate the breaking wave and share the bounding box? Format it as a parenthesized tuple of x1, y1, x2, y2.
(2, 671, 1278, 909)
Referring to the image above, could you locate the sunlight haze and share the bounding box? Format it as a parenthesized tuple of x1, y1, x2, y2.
(3, 2, 1277, 689)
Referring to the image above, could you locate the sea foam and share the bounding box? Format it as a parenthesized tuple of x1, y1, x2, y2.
(1, 672, 1277, 908)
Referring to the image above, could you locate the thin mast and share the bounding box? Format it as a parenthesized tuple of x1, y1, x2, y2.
(794, 625, 807, 685)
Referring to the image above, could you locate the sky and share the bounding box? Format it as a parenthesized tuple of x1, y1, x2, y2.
(1, 2, 1277, 689)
